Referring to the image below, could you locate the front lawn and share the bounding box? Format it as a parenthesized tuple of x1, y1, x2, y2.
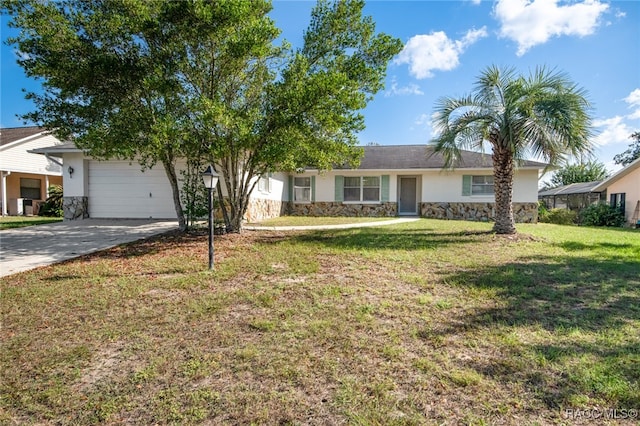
(248, 215, 398, 227)
(1, 220, 638, 424)
(0, 215, 63, 230)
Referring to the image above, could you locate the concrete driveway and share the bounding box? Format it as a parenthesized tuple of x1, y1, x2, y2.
(0, 219, 178, 277)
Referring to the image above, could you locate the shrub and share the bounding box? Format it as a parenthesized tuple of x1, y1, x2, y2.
(580, 203, 625, 227)
(538, 201, 549, 222)
(539, 208, 577, 225)
(38, 185, 63, 217)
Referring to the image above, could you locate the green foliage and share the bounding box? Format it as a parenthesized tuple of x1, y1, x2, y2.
(5, 0, 401, 232)
(539, 208, 578, 225)
(430, 65, 593, 234)
(549, 161, 609, 187)
(613, 131, 640, 166)
(179, 159, 209, 230)
(580, 203, 625, 227)
(38, 185, 63, 217)
(537, 201, 549, 221)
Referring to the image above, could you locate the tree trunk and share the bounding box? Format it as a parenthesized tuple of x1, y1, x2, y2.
(212, 164, 231, 232)
(492, 148, 516, 234)
(162, 158, 187, 232)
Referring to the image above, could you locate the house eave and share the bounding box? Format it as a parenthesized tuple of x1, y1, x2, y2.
(592, 157, 640, 192)
(29, 144, 83, 158)
(299, 166, 545, 173)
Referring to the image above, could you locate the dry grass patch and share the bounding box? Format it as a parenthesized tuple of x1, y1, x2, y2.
(1, 220, 638, 425)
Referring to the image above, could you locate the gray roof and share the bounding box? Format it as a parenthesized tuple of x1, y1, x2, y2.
(32, 142, 549, 171)
(335, 145, 547, 170)
(29, 142, 82, 157)
(538, 180, 604, 196)
(0, 126, 46, 147)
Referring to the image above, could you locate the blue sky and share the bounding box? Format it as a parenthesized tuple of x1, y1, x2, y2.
(2, 0, 639, 176)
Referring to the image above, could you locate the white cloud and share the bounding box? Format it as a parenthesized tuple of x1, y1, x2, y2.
(413, 112, 438, 139)
(624, 88, 640, 120)
(395, 27, 488, 79)
(415, 113, 430, 126)
(494, 0, 609, 56)
(592, 116, 633, 146)
(384, 77, 424, 97)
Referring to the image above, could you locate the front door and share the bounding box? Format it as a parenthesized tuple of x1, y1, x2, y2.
(399, 177, 417, 215)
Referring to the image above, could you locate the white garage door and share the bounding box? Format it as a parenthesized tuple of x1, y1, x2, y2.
(88, 161, 177, 219)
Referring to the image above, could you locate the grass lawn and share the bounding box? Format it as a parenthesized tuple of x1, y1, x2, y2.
(0, 216, 63, 230)
(1, 219, 638, 424)
(248, 215, 398, 227)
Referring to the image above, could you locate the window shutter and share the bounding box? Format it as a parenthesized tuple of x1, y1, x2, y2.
(462, 175, 472, 196)
(288, 175, 294, 202)
(311, 176, 316, 202)
(381, 175, 390, 202)
(335, 175, 344, 202)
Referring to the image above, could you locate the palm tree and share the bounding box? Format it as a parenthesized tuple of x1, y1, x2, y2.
(431, 66, 593, 234)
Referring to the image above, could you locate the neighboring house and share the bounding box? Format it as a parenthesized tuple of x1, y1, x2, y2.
(0, 127, 64, 216)
(592, 157, 640, 226)
(33, 144, 546, 223)
(538, 181, 605, 211)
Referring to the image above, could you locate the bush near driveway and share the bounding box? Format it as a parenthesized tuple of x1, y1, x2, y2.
(1, 220, 638, 424)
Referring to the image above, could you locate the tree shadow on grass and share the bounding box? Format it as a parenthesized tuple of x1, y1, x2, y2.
(433, 253, 640, 408)
(290, 228, 492, 251)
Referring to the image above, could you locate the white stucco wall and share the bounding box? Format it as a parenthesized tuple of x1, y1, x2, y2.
(297, 171, 399, 203)
(248, 172, 287, 201)
(422, 169, 539, 203)
(61, 153, 89, 197)
(298, 168, 540, 204)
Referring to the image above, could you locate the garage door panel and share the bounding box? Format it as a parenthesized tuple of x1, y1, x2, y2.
(88, 161, 178, 219)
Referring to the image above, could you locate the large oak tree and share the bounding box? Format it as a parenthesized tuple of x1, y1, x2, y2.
(5, 0, 401, 231)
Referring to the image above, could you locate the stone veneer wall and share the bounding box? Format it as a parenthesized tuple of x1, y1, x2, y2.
(420, 202, 538, 223)
(288, 202, 397, 217)
(63, 196, 89, 220)
(245, 198, 286, 223)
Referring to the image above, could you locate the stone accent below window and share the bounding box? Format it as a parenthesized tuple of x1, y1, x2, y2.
(420, 202, 538, 223)
(245, 198, 286, 223)
(63, 196, 89, 220)
(288, 202, 397, 217)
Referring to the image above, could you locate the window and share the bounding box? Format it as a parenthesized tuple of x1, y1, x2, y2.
(20, 178, 41, 199)
(258, 173, 271, 193)
(343, 176, 380, 202)
(471, 175, 494, 195)
(610, 193, 626, 212)
(463, 175, 494, 196)
(294, 177, 311, 202)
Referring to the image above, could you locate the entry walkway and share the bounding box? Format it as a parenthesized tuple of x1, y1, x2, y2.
(0, 219, 178, 277)
(244, 217, 420, 231)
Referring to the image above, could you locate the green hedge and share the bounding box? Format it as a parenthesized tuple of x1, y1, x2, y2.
(580, 203, 625, 227)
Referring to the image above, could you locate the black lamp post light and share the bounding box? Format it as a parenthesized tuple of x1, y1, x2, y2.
(201, 165, 220, 270)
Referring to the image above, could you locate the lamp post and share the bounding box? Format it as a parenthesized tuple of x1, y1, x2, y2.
(201, 165, 220, 270)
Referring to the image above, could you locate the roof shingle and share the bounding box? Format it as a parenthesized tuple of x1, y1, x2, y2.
(334, 145, 547, 170)
(0, 126, 47, 147)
